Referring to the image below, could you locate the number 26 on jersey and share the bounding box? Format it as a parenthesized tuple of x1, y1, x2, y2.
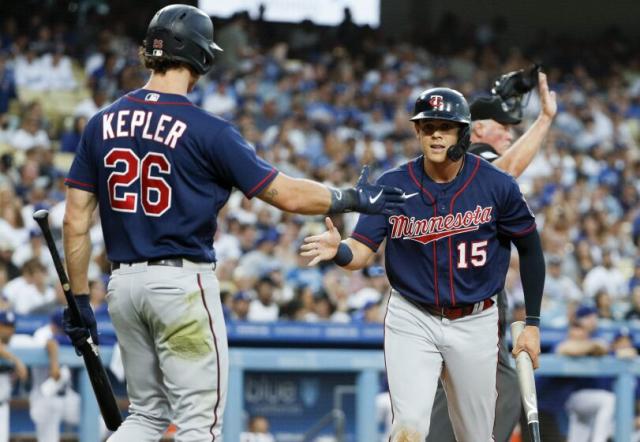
(105, 147, 172, 216)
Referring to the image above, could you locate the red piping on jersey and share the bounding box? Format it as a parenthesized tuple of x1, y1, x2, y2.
(448, 156, 481, 306)
(125, 95, 194, 106)
(64, 177, 95, 189)
(247, 168, 277, 198)
(408, 160, 439, 306)
(504, 222, 537, 237)
(351, 232, 379, 250)
(198, 274, 221, 441)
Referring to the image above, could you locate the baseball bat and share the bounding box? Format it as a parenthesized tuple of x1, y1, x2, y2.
(33, 209, 122, 431)
(511, 321, 541, 442)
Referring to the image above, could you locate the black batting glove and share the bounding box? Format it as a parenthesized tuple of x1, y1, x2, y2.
(62, 294, 98, 355)
(329, 166, 405, 215)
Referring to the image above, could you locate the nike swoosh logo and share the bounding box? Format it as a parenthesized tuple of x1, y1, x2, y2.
(402, 192, 419, 199)
(334, 190, 342, 200)
(369, 190, 384, 204)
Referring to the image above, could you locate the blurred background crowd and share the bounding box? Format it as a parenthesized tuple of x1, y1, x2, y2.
(0, 2, 639, 330)
(0, 1, 639, 440)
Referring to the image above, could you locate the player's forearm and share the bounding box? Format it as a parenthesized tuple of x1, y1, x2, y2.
(512, 230, 545, 326)
(0, 344, 19, 365)
(63, 216, 92, 294)
(63, 188, 97, 295)
(259, 174, 331, 214)
(286, 178, 333, 214)
(494, 116, 552, 178)
(46, 339, 60, 379)
(337, 238, 376, 271)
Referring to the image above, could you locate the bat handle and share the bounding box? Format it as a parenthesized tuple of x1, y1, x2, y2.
(529, 421, 541, 442)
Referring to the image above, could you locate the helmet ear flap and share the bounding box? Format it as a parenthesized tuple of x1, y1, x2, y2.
(446, 125, 471, 162)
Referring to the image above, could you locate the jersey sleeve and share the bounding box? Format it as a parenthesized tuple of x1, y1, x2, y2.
(210, 125, 279, 198)
(64, 120, 97, 193)
(496, 176, 536, 237)
(351, 213, 387, 251)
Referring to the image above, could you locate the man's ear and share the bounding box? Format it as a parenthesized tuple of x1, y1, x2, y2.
(413, 122, 420, 139)
(471, 120, 484, 138)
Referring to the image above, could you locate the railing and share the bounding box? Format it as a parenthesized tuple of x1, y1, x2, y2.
(5, 347, 640, 442)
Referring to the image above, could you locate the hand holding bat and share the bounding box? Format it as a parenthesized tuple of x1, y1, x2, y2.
(511, 321, 541, 442)
(33, 209, 122, 431)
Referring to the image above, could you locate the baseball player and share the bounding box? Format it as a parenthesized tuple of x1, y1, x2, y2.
(302, 88, 545, 441)
(30, 310, 80, 442)
(428, 71, 557, 442)
(60, 4, 404, 441)
(0, 310, 28, 442)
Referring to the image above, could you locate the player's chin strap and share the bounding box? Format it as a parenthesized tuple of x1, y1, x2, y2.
(446, 125, 471, 162)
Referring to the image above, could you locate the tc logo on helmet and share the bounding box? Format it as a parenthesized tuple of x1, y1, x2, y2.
(429, 95, 444, 110)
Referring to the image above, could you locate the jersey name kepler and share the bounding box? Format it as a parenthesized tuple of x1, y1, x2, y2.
(102, 111, 187, 148)
(389, 205, 493, 245)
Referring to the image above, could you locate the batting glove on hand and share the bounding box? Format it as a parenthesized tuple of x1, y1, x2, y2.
(353, 166, 405, 215)
(329, 166, 405, 215)
(62, 294, 98, 355)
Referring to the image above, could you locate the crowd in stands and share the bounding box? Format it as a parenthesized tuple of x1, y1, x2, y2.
(0, 6, 638, 336)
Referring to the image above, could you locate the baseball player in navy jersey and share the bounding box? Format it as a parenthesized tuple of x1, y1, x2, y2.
(60, 5, 404, 441)
(428, 72, 557, 442)
(302, 87, 546, 442)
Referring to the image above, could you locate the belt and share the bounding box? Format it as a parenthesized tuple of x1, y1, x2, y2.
(111, 258, 215, 271)
(413, 298, 494, 320)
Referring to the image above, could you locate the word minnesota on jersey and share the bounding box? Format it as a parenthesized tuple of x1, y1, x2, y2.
(389, 205, 493, 245)
(102, 110, 187, 148)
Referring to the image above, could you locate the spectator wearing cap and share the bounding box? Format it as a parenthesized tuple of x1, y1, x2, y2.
(556, 304, 614, 442)
(352, 299, 383, 324)
(231, 291, 252, 321)
(611, 327, 638, 359)
(11, 227, 54, 273)
(248, 277, 279, 322)
(348, 265, 388, 311)
(30, 309, 80, 442)
(0, 309, 27, 442)
(543, 254, 583, 303)
(239, 227, 280, 279)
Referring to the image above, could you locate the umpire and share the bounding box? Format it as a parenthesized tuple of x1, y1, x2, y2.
(426, 71, 556, 442)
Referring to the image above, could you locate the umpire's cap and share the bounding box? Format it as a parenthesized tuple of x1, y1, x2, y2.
(410, 88, 471, 161)
(144, 4, 223, 75)
(470, 96, 522, 125)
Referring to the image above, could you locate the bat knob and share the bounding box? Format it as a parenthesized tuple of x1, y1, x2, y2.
(33, 209, 50, 221)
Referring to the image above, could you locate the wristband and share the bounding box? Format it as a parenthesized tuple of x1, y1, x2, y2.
(525, 316, 540, 327)
(327, 188, 358, 214)
(332, 242, 353, 266)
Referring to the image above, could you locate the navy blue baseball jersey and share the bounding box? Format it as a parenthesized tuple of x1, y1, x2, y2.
(352, 154, 535, 306)
(65, 89, 278, 263)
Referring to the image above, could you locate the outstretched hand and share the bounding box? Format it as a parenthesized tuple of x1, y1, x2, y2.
(300, 217, 342, 266)
(537, 72, 557, 121)
(353, 166, 405, 215)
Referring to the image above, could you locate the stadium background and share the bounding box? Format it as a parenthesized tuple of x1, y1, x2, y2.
(1, 0, 640, 440)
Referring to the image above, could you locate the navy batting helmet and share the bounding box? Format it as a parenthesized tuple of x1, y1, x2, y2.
(144, 4, 223, 75)
(410, 88, 471, 161)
